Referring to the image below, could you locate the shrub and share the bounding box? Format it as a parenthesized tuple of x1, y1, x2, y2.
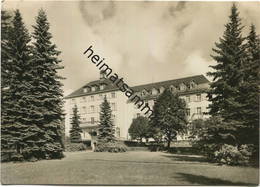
(65, 143, 87, 152)
(1, 150, 23, 162)
(148, 143, 164, 152)
(122, 140, 147, 147)
(95, 141, 127, 153)
(214, 144, 253, 166)
(11, 153, 24, 162)
(193, 143, 220, 161)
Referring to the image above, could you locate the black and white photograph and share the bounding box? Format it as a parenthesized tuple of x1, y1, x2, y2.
(1, 0, 259, 185)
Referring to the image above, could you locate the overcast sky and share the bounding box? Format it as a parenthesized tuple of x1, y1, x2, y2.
(3, 1, 260, 96)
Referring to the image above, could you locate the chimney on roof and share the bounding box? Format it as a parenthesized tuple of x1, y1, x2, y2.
(100, 70, 106, 80)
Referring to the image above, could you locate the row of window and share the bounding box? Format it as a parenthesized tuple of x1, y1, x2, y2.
(83, 84, 106, 93)
(138, 81, 198, 97)
(133, 94, 204, 110)
(184, 94, 203, 103)
(81, 114, 116, 124)
(70, 92, 116, 104)
(135, 107, 204, 118)
(72, 103, 117, 114)
(186, 107, 204, 116)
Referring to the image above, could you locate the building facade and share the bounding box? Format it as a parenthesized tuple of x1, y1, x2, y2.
(64, 73, 210, 141)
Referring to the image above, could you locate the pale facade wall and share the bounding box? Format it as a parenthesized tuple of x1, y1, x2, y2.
(64, 79, 211, 141)
(125, 92, 210, 141)
(65, 91, 210, 140)
(65, 90, 129, 140)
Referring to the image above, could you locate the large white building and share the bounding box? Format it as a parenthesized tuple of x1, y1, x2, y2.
(64, 73, 210, 141)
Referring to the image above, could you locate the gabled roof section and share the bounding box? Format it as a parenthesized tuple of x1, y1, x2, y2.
(131, 75, 209, 92)
(65, 79, 119, 99)
(65, 74, 210, 99)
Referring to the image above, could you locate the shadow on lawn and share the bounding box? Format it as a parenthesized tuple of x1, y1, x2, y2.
(162, 154, 208, 163)
(176, 172, 257, 185)
(83, 158, 184, 165)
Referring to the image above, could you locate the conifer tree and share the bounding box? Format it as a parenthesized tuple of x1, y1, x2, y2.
(237, 25, 260, 147)
(98, 96, 115, 143)
(31, 9, 64, 158)
(1, 10, 36, 161)
(207, 4, 246, 145)
(1, 10, 13, 160)
(150, 89, 188, 149)
(1, 10, 12, 87)
(69, 105, 82, 143)
(1, 10, 12, 125)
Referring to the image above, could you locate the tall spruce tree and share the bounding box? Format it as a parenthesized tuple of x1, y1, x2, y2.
(1, 10, 13, 160)
(1, 10, 37, 161)
(69, 105, 82, 143)
(237, 25, 260, 147)
(1, 10, 12, 88)
(207, 4, 246, 145)
(150, 89, 188, 149)
(98, 96, 115, 143)
(31, 9, 64, 158)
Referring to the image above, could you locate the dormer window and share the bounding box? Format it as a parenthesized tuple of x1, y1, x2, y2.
(100, 70, 106, 80)
(83, 88, 87, 93)
(152, 88, 158, 95)
(91, 86, 96, 92)
(100, 84, 105, 90)
(179, 83, 186, 91)
(159, 86, 165, 93)
(169, 85, 176, 92)
(141, 89, 148, 96)
(190, 81, 197, 89)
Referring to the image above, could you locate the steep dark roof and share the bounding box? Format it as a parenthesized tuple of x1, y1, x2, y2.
(65, 79, 119, 99)
(65, 74, 210, 99)
(131, 74, 209, 92)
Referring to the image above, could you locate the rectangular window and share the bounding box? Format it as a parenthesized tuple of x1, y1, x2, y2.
(111, 103, 116, 111)
(112, 114, 116, 123)
(186, 96, 190, 103)
(82, 97, 86, 102)
(197, 107, 202, 115)
(99, 94, 103, 100)
(137, 113, 141, 117)
(91, 95, 94, 101)
(196, 94, 201, 102)
(111, 92, 116, 98)
(91, 86, 96, 92)
(71, 98, 76, 104)
(116, 127, 120, 137)
(90, 105, 95, 113)
(180, 83, 186, 91)
(186, 108, 190, 116)
(91, 117, 95, 124)
(98, 104, 102, 113)
(82, 106, 87, 113)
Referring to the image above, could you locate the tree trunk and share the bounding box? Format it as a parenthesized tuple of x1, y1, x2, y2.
(167, 140, 171, 150)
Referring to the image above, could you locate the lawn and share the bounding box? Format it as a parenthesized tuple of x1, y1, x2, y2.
(1, 151, 259, 185)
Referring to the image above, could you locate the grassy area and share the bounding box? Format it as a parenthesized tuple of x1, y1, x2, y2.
(1, 151, 259, 185)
